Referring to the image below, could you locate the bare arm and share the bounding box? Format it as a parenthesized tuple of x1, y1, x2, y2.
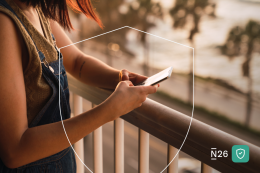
(50, 20, 120, 89)
(0, 13, 112, 168)
(0, 13, 157, 168)
(0, 13, 113, 168)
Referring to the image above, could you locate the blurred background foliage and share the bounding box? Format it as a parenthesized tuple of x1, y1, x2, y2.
(68, 0, 260, 130)
(220, 20, 260, 126)
(68, 1, 260, 172)
(169, 0, 216, 103)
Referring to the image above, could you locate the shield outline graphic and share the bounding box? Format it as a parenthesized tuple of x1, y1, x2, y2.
(236, 148, 245, 159)
(58, 26, 196, 173)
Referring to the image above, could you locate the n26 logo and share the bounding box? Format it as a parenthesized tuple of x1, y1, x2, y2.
(211, 148, 228, 160)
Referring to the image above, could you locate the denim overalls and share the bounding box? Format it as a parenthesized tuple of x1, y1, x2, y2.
(0, 0, 76, 172)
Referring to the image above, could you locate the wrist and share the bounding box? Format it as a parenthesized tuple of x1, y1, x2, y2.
(101, 92, 121, 121)
(99, 97, 119, 122)
(111, 70, 120, 88)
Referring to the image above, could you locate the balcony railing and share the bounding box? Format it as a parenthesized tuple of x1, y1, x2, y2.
(67, 73, 260, 173)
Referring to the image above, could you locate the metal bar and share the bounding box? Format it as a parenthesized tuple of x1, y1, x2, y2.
(114, 118, 124, 173)
(201, 163, 213, 173)
(73, 94, 84, 173)
(167, 145, 178, 173)
(93, 103, 103, 173)
(68, 74, 260, 173)
(138, 129, 149, 173)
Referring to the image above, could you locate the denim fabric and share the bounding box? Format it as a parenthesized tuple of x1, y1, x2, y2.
(0, 0, 76, 172)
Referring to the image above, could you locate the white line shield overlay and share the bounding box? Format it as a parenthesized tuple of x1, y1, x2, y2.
(57, 26, 195, 173)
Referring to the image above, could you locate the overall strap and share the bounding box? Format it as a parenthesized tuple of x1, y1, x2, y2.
(0, 0, 39, 52)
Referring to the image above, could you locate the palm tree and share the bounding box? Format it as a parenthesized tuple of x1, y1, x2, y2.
(220, 20, 260, 127)
(169, 0, 216, 103)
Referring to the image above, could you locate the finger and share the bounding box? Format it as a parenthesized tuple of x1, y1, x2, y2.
(154, 84, 159, 88)
(141, 86, 157, 94)
(150, 84, 159, 87)
(123, 80, 134, 86)
(134, 75, 148, 84)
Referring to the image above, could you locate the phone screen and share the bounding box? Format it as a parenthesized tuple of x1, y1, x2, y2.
(136, 67, 173, 86)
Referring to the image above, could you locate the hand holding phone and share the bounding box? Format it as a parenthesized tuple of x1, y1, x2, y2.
(136, 67, 173, 86)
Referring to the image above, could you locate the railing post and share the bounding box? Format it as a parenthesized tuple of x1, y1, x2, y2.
(93, 103, 103, 173)
(139, 129, 149, 173)
(73, 93, 84, 173)
(68, 74, 260, 173)
(201, 163, 213, 173)
(114, 118, 124, 173)
(167, 145, 178, 173)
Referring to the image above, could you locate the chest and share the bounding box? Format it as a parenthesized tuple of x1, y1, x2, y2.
(23, 10, 45, 37)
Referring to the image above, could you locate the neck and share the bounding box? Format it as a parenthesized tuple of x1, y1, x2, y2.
(12, 0, 34, 12)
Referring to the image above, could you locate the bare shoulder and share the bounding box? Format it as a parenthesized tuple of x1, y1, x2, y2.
(0, 11, 25, 72)
(0, 11, 25, 109)
(0, 11, 22, 59)
(49, 19, 83, 75)
(0, 11, 28, 166)
(0, 11, 19, 35)
(49, 19, 61, 35)
(0, 11, 25, 100)
(0, 11, 25, 86)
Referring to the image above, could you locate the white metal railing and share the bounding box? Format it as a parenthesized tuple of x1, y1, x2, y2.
(201, 163, 213, 173)
(73, 94, 84, 173)
(167, 145, 178, 173)
(139, 129, 149, 173)
(72, 93, 210, 173)
(114, 118, 124, 173)
(92, 103, 103, 173)
(69, 73, 260, 173)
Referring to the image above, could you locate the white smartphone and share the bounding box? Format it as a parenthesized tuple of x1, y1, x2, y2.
(136, 66, 173, 86)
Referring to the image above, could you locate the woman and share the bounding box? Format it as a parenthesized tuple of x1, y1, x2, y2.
(0, 0, 158, 172)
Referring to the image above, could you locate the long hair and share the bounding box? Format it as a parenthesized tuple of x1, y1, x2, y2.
(20, 0, 103, 30)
